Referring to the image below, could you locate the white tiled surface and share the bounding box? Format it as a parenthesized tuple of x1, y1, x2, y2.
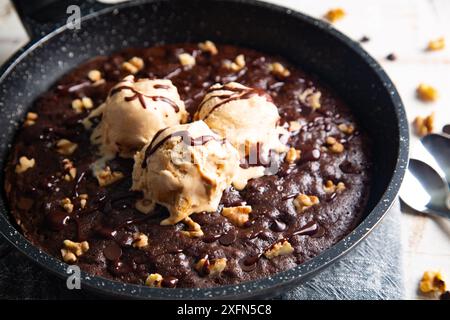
(0, 0, 449, 300)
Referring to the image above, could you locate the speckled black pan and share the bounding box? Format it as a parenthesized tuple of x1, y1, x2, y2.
(0, 0, 408, 299)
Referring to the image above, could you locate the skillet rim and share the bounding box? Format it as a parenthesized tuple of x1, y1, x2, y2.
(0, 0, 409, 299)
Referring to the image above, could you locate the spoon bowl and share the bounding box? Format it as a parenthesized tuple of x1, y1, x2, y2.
(399, 159, 450, 219)
(421, 134, 450, 184)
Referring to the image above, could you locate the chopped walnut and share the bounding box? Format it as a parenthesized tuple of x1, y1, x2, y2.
(324, 8, 346, 23)
(413, 112, 434, 137)
(269, 62, 290, 77)
(71, 97, 94, 113)
(195, 256, 227, 276)
(293, 194, 319, 212)
(15, 156, 35, 174)
(427, 37, 445, 51)
(178, 53, 196, 69)
(325, 136, 344, 153)
(122, 56, 144, 74)
(285, 147, 301, 164)
(298, 88, 321, 110)
(323, 180, 346, 193)
(338, 123, 355, 135)
(78, 194, 88, 209)
(60, 198, 74, 214)
(198, 40, 218, 55)
(288, 121, 301, 132)
(132, 232, 149, 248)
(221, 205, 252, 227)
(56, 139, 78, 155)
(420, 270, 447, 293)
(417, 83, 439, 102)
(61, 239, 89, 263)
(62, 158, 77, 181)
(145, 273, 163, 287)
(95, 166, 124, 187)
(87, 69, 102, 82)
(24, 112, 38, 127)
(223, 54, 246, 72)
(181, 217, 204, 238)
(264, 239, 294, 259)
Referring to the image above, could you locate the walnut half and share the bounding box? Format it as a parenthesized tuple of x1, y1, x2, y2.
(420, 270, 447, 294)
(221, 205, 252, 227)
(61, 239, 89, 263)
(180, 217, 204, 238)
(264, 239, 294, 259)
(293, 194, 319, 213)
(194, 256, 227, 276)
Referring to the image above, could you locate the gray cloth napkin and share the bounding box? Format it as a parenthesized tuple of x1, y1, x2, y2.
(283, 200, 403, 300)
(0, 201, 403, 299)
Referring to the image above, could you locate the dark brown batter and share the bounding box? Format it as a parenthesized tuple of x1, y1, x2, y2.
(4, 43, 371, 288)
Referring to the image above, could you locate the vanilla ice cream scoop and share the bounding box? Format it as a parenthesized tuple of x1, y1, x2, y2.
(194, 82, 288, 189)
(132, 120, 240, 225)
(89, 75, 188, 158)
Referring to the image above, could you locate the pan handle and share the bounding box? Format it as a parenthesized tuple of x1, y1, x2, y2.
(10, 0, 113, 39)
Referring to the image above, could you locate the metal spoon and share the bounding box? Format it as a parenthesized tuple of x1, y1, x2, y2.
(421, 133, 450, 183)
(399, 158, 450, 219)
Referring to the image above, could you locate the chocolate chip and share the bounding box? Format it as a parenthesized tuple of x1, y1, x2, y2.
(359, 36, 370, 43)
(386, 53, 397, 61)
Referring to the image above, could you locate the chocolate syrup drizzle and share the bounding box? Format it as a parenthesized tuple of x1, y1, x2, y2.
(141, 129, 225, 168)
(196, 84, 273, 120)
(110, 85, 180, 112)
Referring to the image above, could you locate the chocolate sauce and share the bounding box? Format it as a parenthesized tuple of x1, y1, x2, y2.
(110, 85, 180, 112)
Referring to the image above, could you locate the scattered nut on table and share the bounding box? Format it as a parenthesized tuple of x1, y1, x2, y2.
(221, 205, 252, 227)
(419, 270, 447, 294)
(413, 112, 434, 137)
(427, 37, 445, 51)
(324, 8, 346, 23)
(416, 83, 439, 102)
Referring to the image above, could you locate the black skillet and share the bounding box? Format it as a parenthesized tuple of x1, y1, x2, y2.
(0, 0, 409, 299)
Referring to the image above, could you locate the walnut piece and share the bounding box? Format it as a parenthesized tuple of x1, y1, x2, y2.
(269, 62, 290, 77)
(417, 83, 439, 102)
(285, 147, 301, 164)
(87, 69, 102, 82)
(15, 156, 35, 174)
(420, 270, 447, 293)
(178, 53, 196, 69)
(181, 217, 204, 238)
(324, 8, 346, 23)
(72, 97, 94, 114)
(132, 232, 149, 248)
(223, 54, 246, 72)
(293, 194, 319, 213)
(24, 112, 38, 127)
(413, 112, 434, 137)
(122, 56, 144, 74)
(78, 193, 88, 209)
(221, 205, 252, 227)
(95, 166, 124, 187)
(427, 37, 445, 51)
(323, 180, 346, 193)
(61, 239, 89, 263)
(145, 273, 163, 287)
(198, 40, 218, 55)
(264, 239, 294, 259)
(60, 198, 74, 214)
(298, 88, 321, 110)
(56, 139, 78, 155)
(325, 136, 344, 154)
(62, 158, 77, 181)
(195, 256, 227, 276)
(338, 123, 355, 135)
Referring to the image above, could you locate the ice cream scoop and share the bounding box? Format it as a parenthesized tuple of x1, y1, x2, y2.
(132, 120, 240, 225)
(194, 82, 288, 188)
(89, 75, 188, 158)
